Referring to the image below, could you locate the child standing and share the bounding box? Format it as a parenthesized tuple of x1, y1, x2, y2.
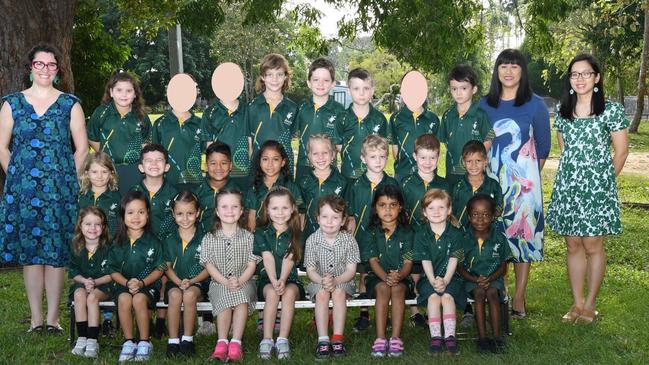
(78, 152, 121, 239)
(254, 187, 305, 360)
(200, 189, 260, 362)
(87, 71, 151, 194)
(248, 54, 298, 176)
(458, 195, 511, 353)
(362, 185, 414, 358)
(438, 65, 494, 187)
(413, 189, 464, 355)
(334, 68, 389, 180)
(244, 140, 304, 232)
(305, 195, 360, 359)
(108, 191, 165, 362)
(294, 58, 345, 179)
(451, 141, 502, 229)
(69, 206, 113, 358)
(163, 191, 209, 358)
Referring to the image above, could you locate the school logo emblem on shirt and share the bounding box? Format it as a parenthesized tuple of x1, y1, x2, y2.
(283, 113, 293, 126)
(110, 203, 118, 211)
(334, 186, 342, 195)
(195, 128, 202, 141)
(472, 121, 480, 138)
(326, 116, 336, 129)
(101, 259, 108, 268)
(146, 248, 155, 262)
(372, 124, 380, 133)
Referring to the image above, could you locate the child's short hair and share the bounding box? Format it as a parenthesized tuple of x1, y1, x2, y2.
(258, 186, 302, 262)
(447, 64, 479, 87)
(115, 190, 151, 244)
(307, 134, 335, 156)
(139, 143, 169, 164)
(172, 190, 200, 211)
(348, 67, 372, 84)
(308, 58, 335, 81)
(80, 152, 118, 194)
(361, 134, 389, 157)
(466, 194, 498, 216)
(206, 141, 232, 161)
(317, 194, 348, 229)
(102, 70, 146, 121)
(414, 134, 440, 154)
(255, 53, 291, 93)
(213, 188, 247, 231)
(72, 206, 110, 255)
(462, 140, 488, 160)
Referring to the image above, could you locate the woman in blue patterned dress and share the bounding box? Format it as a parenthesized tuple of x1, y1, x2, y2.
(0, 44, 89, 333)
(480, 49, 551, 319)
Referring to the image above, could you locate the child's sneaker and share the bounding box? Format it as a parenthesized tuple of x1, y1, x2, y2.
(476, 337, 492, 353)
(196, 320, 216, 336)
(445, 336, 459, 354)
(370, 338, 388, 358)
(492, 336, 506, 354)
(84, 338, 99, 358)
(119, 340, 138, 362)
(428, 336, 443, 355)
(180, 340, 195, 357)
(315, 341, 331, 360)
(276, 339, 290, 360)
(134, 341, 153, 361)
(388, 337, 404, 357)
(410, 313, 427, 328)
(227, 341, 243, 362)
(71, 336, 87, 356)
(211, 341, 228, 361)
(258, 339, 274, 360)
(332, 341, 347, 357)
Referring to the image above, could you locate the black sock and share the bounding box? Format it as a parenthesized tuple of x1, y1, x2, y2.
(87, 326, 99, 340)
(156, 318, 166, 333)
(139, 339, 150, 343)
(203, 312, 214, 322)
(76, 321, 88, 338)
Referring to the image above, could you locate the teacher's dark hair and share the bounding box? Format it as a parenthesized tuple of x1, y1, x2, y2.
(559, 54, 605, 120)
(486, 49, 532, 108)
(24, 44, 65, 88)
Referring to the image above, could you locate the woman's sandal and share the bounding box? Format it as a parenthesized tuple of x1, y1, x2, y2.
(562, 305, 583, 323)
(46, 324, 64, 335)
(26, 325, 43, 334)
(575, 309, 598, 324)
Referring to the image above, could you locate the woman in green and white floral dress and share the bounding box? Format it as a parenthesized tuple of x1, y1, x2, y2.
(547, 54, 629, 324)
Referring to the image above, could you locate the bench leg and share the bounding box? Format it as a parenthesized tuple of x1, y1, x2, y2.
(69, 304, 76, 347)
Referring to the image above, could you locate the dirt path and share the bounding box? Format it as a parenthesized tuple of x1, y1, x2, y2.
(544, 152, 648, 175)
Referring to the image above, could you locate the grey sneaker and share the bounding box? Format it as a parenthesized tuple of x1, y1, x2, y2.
(84, 339, 99, 358)
(119, 340, 138, 362)
(71, 336, 87, 356)
(134, 341, 152, 361)
(258, 339, 274, 360)
(460, 313, 475, 329)
(276, 339, 290, 360)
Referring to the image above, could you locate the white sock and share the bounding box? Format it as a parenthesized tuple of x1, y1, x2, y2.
(318, 336, 330, 343)
(231, 338, 242, 345)
(217, 338, 228, 344)
(277, 336, 288, 344)
(168, 338, 180, 344)
(181, 335, 193, 342)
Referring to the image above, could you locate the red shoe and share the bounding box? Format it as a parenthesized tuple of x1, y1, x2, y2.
(227, 341, 243, 362)
(211, 341, 228, 361)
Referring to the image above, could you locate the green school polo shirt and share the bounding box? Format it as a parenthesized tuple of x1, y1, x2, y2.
(152, 110, 204, 185)
(462, 226, 512, 277)
(131, 179, 178, 240)
(362, 225, 414, 270)
(163, 228, 206, 280)
(253, 225, 299, 283)
(413, 222, 464, 277)
(201, 99, 250, 179)
(69, 245, 111, 280)
(333, 104, 389, 179)
(401, 172, 450, 226)
(298, 168, 348, 241)
(438, 103, 495, 176)
(108, 232, 165, 284)
(294, 96, 345, 178)
(87, 102, 151, 165)
(390, 107, 440, 181)
(78, 189, 121, 239)
(244, 174, 305, 221)
(247, 94, 298, 173)
(344, 173, 399, 247)
(451, 175, 503, 229)
(193, 177, 241, 233)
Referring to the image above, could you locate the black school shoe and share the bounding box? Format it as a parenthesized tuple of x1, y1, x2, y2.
(180, 340, 195, 357)
(166, 343, 181, 358)
(410, 313, 428, 329)
(332, 341, 347, 357)
(476, 337, 492, 354)
(315, 341, 332, 360)
(353, 316, 371, 332)
(492, 337, 506, 354)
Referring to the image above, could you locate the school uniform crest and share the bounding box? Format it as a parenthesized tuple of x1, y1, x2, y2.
(326, 116, 336, 129)
(372, 124, 381, 133)
(283, 113, 293, 126)
(146, 248, 155, 262)
(334, 186, 342, 195)
(100, 259, 108, 269)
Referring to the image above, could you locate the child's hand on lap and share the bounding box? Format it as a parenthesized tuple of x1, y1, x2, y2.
(180, 279, 191, 290)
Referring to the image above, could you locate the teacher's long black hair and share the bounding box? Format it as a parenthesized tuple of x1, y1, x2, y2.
(485, 48, 533, 108)
(558, 54, 605, 120)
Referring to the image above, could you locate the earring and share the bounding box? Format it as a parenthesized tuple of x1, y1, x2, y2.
(569, 88, 574, 95)
(53, 76, 60, 85)
(593, 86, 599, 93)
(29, 74, 33, 82)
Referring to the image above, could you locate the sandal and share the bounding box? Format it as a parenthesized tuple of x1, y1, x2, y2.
(46, 324, 64, 335)
(576, 309, 598, 324)
(562, 305, 583, 323)
(26, 325, 43, 334)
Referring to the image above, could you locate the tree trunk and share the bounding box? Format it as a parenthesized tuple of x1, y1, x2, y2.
(631, 0, 649, 133)
(0, 0, 77, 96)
(615, 70, 625, 104)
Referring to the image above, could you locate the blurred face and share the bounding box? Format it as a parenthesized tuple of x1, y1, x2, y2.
(81, 213, 103, 244)
(260, 148, 285, 179)
(308, 139, 334, 172)
(464, 152, 487, 177)
(173, 201, 198, 230)
(215, 193, 243, 225)
(468, 200, 493, 233)
(124, 199, 148, 232)
(414, 148, 439, 175)
(423, 198, 451, 225)
(110, 80, 136, 109)
(267, 195, 294, 227)
(139, 151, 169, 178)
(375, 195, 401, 226)
(569, 60, 600, 96)
(207, 152, 232, 183)
(317, 203, 345, 237)
(348, 77, 374, 106)
(307, 68, 335, 98)
(361, 148, 388, 174)
(497, 63, 522, 90)
(449, 79, 477, 106)
(30, 51, 59, 87)
(261, 67, 287, 94)
(87, 162, 111, 190)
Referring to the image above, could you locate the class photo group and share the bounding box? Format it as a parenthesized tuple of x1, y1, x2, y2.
(0, 43, 629, 362)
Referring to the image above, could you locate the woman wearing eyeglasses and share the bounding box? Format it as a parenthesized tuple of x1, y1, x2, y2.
(0, 44, 88, 334)
(547, 54, 629, 324)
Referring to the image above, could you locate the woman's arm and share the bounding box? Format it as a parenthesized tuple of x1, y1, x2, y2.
(557, 132, 565, 152)
(611, 129, 629, 176)
(70, 103, 89, 176)
(0, 102, 14, 172)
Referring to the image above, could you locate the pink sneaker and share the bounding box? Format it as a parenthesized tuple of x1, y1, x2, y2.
(211, 341, 228, 361)
(227, 341, 243, 362)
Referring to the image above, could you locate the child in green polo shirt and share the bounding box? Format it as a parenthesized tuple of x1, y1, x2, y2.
(334, 68, 389, 179)
(88, 71, 151, 194)
(163, 191, 209, 358)
(295, 58, 345, 180)
(344, 135, 398, 331)
(108, 191, 166, 362)
(248, 53, 298, 176)
(438, 64, 494, 187)
(78, 152, 121, 239)
(458, 195, 511, 354)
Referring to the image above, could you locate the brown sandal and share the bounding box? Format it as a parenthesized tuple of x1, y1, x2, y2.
(562, 305, 583, 323)
(576, 309, 597, 324)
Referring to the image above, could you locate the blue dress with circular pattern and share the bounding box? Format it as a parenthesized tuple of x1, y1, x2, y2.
(0, 92, 80, 267)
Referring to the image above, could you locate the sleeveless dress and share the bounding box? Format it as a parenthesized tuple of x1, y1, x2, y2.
(0, 92, 80, 267)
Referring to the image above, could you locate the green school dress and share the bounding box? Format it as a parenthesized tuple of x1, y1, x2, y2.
(163, 228, 207, 301)
(78, 189, 121, 239)
(244, 174, 305, 222)
(68, 245, 112, 300)
(461, 225, 512, 297)
(450, 175, 503, 229)
(193, 177, 241, 233)
(401, 172, 450, 227)
(130, 179, 178, 240)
